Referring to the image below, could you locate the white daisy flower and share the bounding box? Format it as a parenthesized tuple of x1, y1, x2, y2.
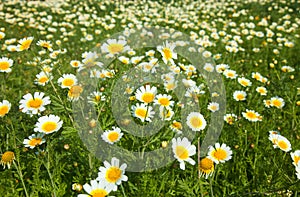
(23, 133, 45, 149)
(0, 100, 11, 117)
(131, 103, 155, 122)
(186, 112, 207, 131)
(207, 143, 232, 164)
(172, 137, 196, 170)
(57, 74, 77, 89)
(19, 92, 51, 116)
(157, 41, 177, 65)
(34, 114, 63, 134)
(101, 127, 123, 144)
(135, 85, 157, 104)
(78, 179, 112, 197)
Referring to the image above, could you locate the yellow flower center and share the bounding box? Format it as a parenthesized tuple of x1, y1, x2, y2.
(135, 108, 147, 118)
(158, 97, 170, 106)
(62, 78, 75, 87)
(172, 122, 182, 129)
(20, 39, 32, 50)
(272, 100, 281, 107)
(213, 148, 227, 161)
(105, 167, 122, 183)
(175, 146, 189, 160)
(227, 72, 234, 77)
(95, 95, 101, 101)
(277, 140, 288, 150)
(72, 62, 79, 67)
(0, 105, 9, 116)
(68, 85, 83, 98)
(1, 151, 15, 163)
(141, 92, 155, 103)
(29, 138, 42, 147)
(162, 48, 172, 60)
(199, 157, 214, 171)
(246, 111, 256, 119)
(38, 76, 49, 83)
(107, 43, 124, 54)
(90, 189, 108, 197)
(241, 80, 249, 86)
(107, 132, 119, 142)
(190, 116, 202, 128)
(42, 122, 57, 133)
(294, 156, 300, 165)
(0, 62, 9, 70)
(237, 94, 245, 100)
(27, 98, 43, 109)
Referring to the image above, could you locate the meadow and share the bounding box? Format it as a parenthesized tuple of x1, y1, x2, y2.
(0, 0, 299, 196)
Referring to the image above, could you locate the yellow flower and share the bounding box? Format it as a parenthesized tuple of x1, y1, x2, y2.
(199, 157, 214, 179)
(1, 151, 15, 169)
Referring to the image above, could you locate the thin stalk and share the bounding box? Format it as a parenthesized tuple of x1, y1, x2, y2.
(13, 161, 29, 197)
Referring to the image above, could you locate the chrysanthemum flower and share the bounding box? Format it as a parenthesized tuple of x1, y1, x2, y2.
(87, 91, 106, 104)
(0, 100, 11, 117)
(270, 96, 285, 109)
(78, 179, 112, 197)
(19, 92, 51, 115)
(34, 114, 63, 134)
(164, 81, 177, 92)
(291, 150, 300, 167)
(215, 64, 229, 73)
(157, 41, 177, 65)
(23, 133, 45, 149)
(36, 40, 53, 51)
(263, 99, 271, 108)
(131, 103, 155, 122)
(97, 157, 128, 191)
(199, 157, 214, 179)
(203, 63, 214, 72)
(186, 112, 207, 131)
(135, 85, 157, 104)
(170, 120, 183, 134)
(224, 113, 237, 125)
(242, 109, 262, 122)
(68, 85, 83, 101)
(70, 60, 82, 68)
(57, 74, 78, 89)
(159, 106, 174, 121)
(256, 87, 267, 96)
(17, 37, 34, 51)
(0, 32, 5, 40)
(238, 77, 252, 87)
(223, 69, 237, 79)
(233, 90, 247, 101)
(101, 127, 123, 144)
(0, 151, 15, 169)
(207, 143, 232, 164)
(118, 56, 130, 64)
(101, 38, 130, 57)
(207, 102, 219, 112)
(154, 94, 174, 107)
(0, 57, 13, 73)
(172, 137, 196, 170)
(34, 72, 52, 86)
(269, 134, 292, 152)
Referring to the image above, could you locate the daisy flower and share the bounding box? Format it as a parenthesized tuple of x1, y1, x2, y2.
(70, 60, 82, 68)
(263, 99, 272, 108)
(215, 64, 229, 73)
(157, 41, 177, 65)
(0, 151, 15, 169)
(135, 85, 157, 104)
(159, 106, 174, 121)
(0, 32, 5, 40)
(23, 133, 45, 149)
(238, 77, 252, 87)
(269, 134, 292, 152)
(131, 103, 155, 122)
(88, 91, 106, 104)
(68, 85, 83, 101)
(207, 143, 232, 164)
(36, 40, 53, 51)
(0, 57, 13, 73)
(81, 52, 103, 70)
(154, 94, 174, 107)
(270, 96, 285, 109)
(186, 112, 207, 131)
(199, 157, 214, 179)
(97, 157, 128, 191)
(291, 150, 300, 167)
(19, 92, 51, 115)
(203, 63, 214, 72)
(34, 114, 63, 134)
(164, 81, 177, 92)
(0, 100, 11, 117)
(118, 56, 130, 64)
(224, 113, 237, 125)
(207, 102, 219, 112)
(256, 87, 267, 96)
(34, 71, 52, 86)
(78, 179, 112, 197)
(57, 74, 78, 89)
(233, 90, 247, 101)
(242, 109, 262, 122)
(101, 127, 123, 144)
(101, 38, 130, 57)
(172, 137, 196, 170)
(170, 120, 183, 134)
(17, 37, 34, 51)
(223, 69, 238, 79)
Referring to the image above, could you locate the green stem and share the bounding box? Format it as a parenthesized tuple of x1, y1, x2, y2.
(13, 161, 29, 197)
(121, 184, 127, 197)
(210, 176, 214, 197)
